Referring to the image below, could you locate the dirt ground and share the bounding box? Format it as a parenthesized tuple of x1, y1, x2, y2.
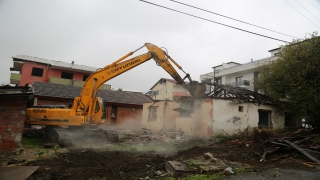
(19, 129, 319, 180)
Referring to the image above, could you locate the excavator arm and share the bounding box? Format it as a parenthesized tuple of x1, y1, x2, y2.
(73, 43, 205, 114)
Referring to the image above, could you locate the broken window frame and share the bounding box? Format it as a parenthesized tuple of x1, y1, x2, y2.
(148, 106, 158, 121)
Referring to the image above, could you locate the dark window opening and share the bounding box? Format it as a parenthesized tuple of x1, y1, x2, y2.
(83, 75, 89, 81)
(238, 106, 243, 112)
(216, 78, 222, 85)
(284, 112, 295, 127)
(94, 101, 100, 113)
(258, 110, 272, 127)
(61, 72, 73, 79)
(31, 67, 43, 77)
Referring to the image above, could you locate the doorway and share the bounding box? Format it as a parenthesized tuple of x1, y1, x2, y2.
(111, 106, 118, 125)
(258, 110, 272, 127)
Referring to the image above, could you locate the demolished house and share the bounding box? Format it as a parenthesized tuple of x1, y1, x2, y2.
(32, 81, 153, 126)
(0, 85, 33, 153)
(142, 81, 287, 137)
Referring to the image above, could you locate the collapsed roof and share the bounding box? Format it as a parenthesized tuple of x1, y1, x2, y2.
(205, 83, 277, 105)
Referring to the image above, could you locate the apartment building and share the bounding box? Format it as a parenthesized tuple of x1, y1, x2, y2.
(146, 78, 191, 101)
(10, 55, 110, 89)
(200, 48, 280, 92)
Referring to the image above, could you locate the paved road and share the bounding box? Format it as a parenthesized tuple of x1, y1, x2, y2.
(223, 168, 320, 180)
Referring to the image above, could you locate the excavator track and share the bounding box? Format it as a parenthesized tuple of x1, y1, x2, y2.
(45, 125, 119, 147)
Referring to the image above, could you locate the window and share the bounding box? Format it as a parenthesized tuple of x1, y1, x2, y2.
(216, 78, 222, 85)
(159, 89, 162, 95)
(83, 75, 89, 81)
(166, 88, 170, 94)
(148, 106, 158, 121)
(236, 76, 242, 87)
(94, 101, 100, 113)
(236, 76, 242, 82)
(31, 67, 43, 77)
(61, 72, 73, 79)
(238, 106, 243, 112)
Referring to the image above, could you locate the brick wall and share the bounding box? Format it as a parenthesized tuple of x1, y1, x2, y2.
(105, 105, 143, 128)
(116, 106, 143, 128)
(0, 96, 28, 153)
(37, 98, 143, 128)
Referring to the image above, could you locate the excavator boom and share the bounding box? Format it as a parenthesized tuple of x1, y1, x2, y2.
(26, 43, 205, 146)
(74, 43, 205, 115)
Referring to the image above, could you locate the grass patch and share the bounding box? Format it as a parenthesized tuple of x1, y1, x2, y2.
(186, 161, 197, 168)
(234, 166, 254, 174)
(213, 133, 243, 142)
(183, 173, 223, 180)
(161, 177, 175, 180)
(21, 136, 43, 148)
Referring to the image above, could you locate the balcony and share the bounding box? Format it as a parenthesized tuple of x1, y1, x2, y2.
(49, 77, 111, 89)
(10, 73, 21, 85)
(225, 80, 250, 87)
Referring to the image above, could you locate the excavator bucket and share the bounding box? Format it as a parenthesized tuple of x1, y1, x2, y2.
(185, 82, 206, 99)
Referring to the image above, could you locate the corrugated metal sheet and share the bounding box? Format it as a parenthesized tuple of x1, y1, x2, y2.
(13, 55, 98, 73)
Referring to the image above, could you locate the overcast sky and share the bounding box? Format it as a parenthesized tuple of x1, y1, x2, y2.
(0, 0, 318, 92)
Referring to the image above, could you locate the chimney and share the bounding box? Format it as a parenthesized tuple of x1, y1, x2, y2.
(71, 61, 74, 65)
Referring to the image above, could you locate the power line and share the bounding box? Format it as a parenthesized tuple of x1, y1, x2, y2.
(307, 0, 320, 12)
(170, 0, 298, 39)
(295, 0, 320, 21)
(283, 0, 320, 29)
(139, 0, 289, 43)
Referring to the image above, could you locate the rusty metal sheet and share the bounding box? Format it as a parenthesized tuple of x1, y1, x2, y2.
(0, 166, 39, 180)
(283, 139, 320, 165)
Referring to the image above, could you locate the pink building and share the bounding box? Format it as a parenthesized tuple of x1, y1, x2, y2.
(10, 55, 110, 89)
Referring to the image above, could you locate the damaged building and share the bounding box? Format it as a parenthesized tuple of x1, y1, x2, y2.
(10, 55, 111, 89)
(0, 86, 33, 153)
(143, 82, 286, 137)
(32, 81, 152, 126)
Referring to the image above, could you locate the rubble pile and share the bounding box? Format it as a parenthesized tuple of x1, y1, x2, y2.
(248, 128, 320, 166)
(120, 128, 186, 144)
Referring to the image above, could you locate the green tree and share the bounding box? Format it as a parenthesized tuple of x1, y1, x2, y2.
(255, 33, 320, 127)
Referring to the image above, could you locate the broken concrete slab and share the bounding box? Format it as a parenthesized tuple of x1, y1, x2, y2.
(165, 161, 193, 177)
(0, 166, 39, 180)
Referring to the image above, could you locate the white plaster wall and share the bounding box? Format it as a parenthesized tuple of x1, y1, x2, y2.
(142, 101, 180, 131)
(212, 99, 285, 135)
(176, 99, 213, 137)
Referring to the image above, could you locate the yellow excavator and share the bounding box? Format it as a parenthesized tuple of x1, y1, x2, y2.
(25, 43, 206, 146)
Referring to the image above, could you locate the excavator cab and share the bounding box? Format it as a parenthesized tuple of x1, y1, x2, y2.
(91, 97, 107, 124)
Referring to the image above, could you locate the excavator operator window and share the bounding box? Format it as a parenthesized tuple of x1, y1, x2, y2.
(94, 101, 100, 113)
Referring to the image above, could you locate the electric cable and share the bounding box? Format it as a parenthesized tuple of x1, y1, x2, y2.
(169, 0, 298, 39)
(307, 0, 320, 12)
(294, 0, 320, 21)
(139, 0, 289, 43)
(283, 0, 320, 29)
